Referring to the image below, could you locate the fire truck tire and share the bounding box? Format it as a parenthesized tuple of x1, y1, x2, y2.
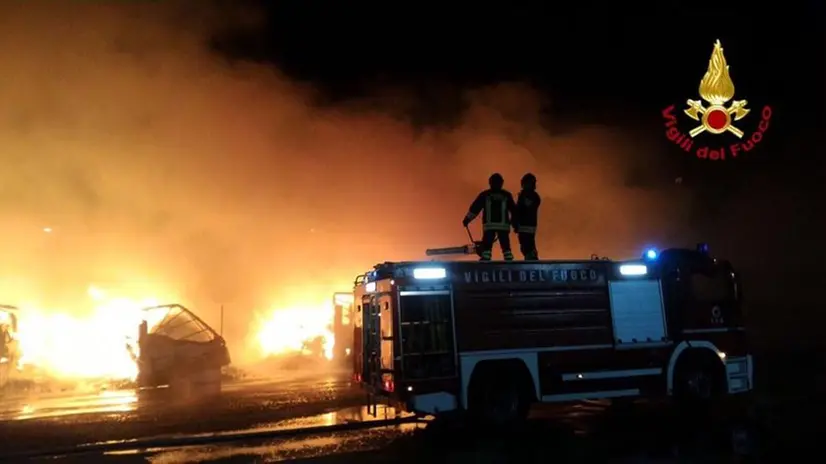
(672, 349, 726, 409)
(467, 361, 534, 428)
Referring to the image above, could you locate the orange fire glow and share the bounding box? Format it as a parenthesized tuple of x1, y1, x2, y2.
(254, 299, 335, 361)
(14, 286, 167, 381)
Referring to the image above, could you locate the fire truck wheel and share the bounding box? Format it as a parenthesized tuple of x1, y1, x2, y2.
(467, 362, 533, 428)
(673, 350, 726, 409)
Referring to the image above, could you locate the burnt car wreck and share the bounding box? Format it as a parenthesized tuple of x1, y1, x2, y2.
(128, 304, 230, 399)
(0, 305, 22, 389)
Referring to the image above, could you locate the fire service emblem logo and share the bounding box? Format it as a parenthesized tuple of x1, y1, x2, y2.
(662, 40, 772, 161)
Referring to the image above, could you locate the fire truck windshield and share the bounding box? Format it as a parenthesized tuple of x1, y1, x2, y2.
(691, 270, 736, 302)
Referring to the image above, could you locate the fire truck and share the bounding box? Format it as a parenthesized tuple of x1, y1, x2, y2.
(332, 292, 355, 366)
(352, 244, 752, 424)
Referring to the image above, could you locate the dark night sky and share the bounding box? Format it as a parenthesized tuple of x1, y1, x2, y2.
(210, 1, 826, 342)
(221, 3, 823, 118)
(215, 1, 825, 188)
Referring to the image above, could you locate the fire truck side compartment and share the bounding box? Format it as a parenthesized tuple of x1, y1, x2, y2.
(608, 279, 668, 345)
(451, 262, 605, 409)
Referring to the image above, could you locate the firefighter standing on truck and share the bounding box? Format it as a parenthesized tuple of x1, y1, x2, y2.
(514, 173, 541, 260)
(462, 173, 515, 261)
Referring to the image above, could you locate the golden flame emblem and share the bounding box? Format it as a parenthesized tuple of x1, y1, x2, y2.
(684, 40, 750, 138)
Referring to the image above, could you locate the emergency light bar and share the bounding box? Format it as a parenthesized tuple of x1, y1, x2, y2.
(413, 267, 447, 280)
(619, 264, 647, 276)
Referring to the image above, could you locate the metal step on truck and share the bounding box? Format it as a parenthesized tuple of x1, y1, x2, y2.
(351, 244, 752, 425)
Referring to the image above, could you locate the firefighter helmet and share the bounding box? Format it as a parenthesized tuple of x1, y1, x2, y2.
(488, 173, 504, 189)
(521, 173, 537, 190)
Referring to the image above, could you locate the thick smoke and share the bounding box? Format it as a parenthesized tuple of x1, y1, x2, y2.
(0, 1, 698, 359)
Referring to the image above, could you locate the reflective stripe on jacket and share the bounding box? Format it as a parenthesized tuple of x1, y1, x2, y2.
(467, 188, 516, 231)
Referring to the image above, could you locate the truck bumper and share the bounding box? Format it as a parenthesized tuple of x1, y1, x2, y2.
(363, 383, 459, 415)
(406, 392, 459, 414)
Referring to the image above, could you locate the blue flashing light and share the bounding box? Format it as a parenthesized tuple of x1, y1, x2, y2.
(644, 248, 658, 260)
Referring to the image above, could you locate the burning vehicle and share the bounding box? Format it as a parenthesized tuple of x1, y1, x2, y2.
(287, 293, 353, 364)
(0, 305, 21, 388)
(128, 304, 230, 398)
(332, 292, 355, 366)
(255, 296, 337, 364)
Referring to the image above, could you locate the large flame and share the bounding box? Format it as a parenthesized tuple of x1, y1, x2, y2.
(10, 282, 340, 380)
(255, 299, 335, 361)
(15, 286, 164, 381)
(698, 39, 736, 105)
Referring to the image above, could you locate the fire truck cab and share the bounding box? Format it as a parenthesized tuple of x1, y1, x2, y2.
(352, 245, 752, 423)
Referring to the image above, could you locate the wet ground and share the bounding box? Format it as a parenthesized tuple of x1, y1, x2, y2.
(13, 400, 755, 463)
(0, 367, 364, 459)
(0, 367, 638, 463)
(1, 350, 823, 462)
(1, 381, 748, 464)
(35, 405, 425, 463)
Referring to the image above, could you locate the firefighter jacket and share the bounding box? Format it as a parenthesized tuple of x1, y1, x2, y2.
(465, 189, 516, 231)
(514, 190, 541, 234)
